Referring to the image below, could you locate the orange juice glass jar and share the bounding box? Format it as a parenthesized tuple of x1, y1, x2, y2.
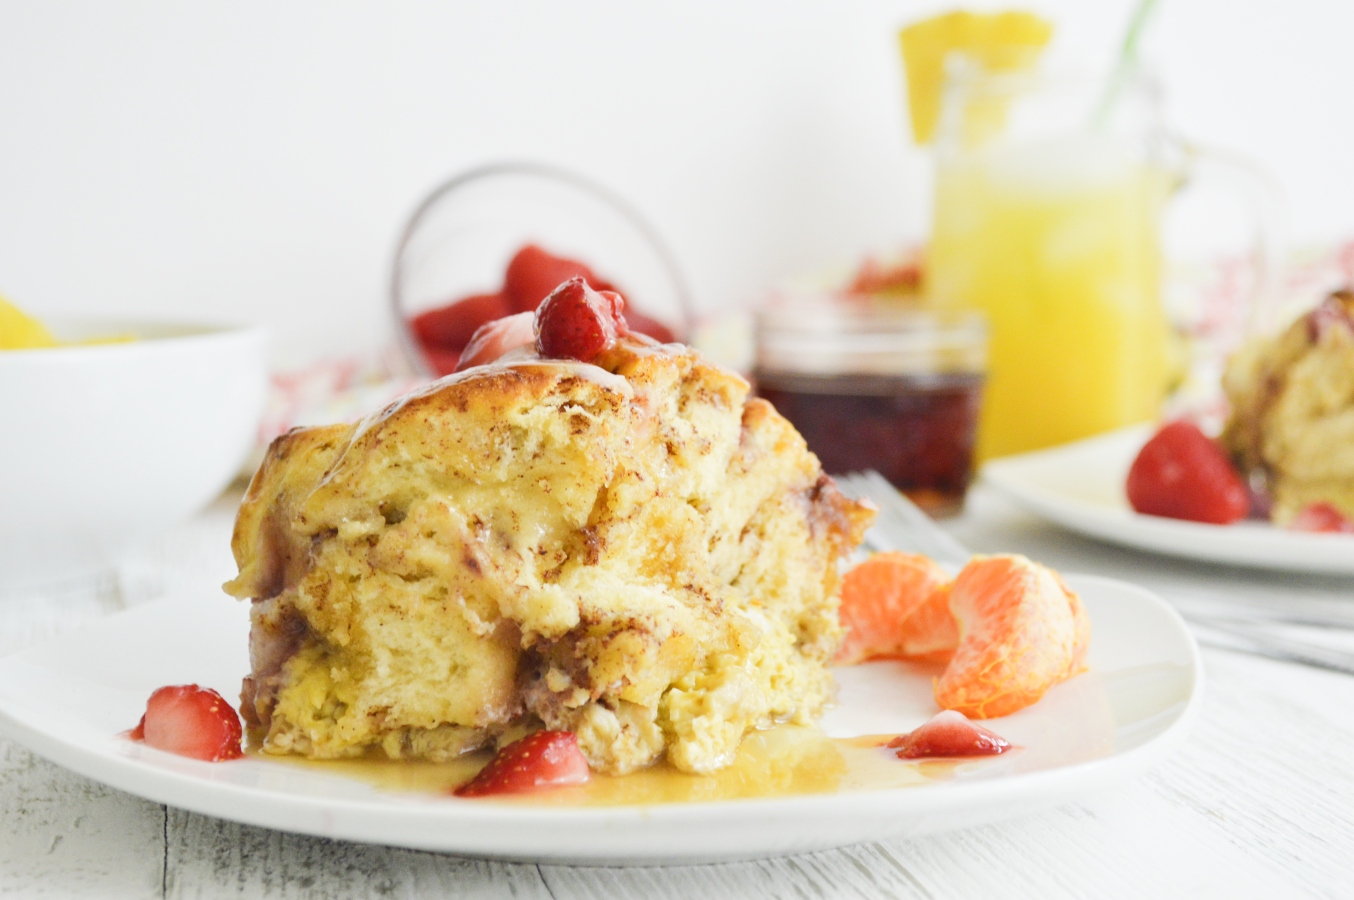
(928, 64, 1275, 459)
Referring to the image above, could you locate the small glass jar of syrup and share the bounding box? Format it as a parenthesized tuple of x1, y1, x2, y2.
(754, 295, 986, 518)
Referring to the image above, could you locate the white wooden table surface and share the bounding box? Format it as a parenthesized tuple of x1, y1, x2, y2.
(3, 485, 1353, 899)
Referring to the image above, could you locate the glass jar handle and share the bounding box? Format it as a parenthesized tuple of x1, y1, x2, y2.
(1161, 137, 1285, 422)
(1167, 138, 1285, 336)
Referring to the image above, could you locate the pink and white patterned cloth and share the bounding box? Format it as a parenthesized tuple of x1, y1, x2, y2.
(249, 344, 427, 472)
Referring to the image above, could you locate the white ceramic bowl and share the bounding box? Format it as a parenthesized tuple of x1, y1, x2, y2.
(0, 320, 266, 590)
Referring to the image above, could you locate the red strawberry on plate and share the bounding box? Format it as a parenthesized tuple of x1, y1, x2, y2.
(454, 730, 590, 798)
(534, 277, 626, 363)
(887, 710, 1011, 760)
(129, 685, 244, 762)
(1290, 502, 1354, 534)
(1126, 421, 1249, 525)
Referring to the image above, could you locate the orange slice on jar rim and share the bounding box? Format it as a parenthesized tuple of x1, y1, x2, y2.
(933, 554, 1090, 719)
(898, 10, 1054, 145)
(835, 552, 955, 665)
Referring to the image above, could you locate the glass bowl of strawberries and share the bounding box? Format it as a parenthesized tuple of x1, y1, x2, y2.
(391, 162, 694, 376)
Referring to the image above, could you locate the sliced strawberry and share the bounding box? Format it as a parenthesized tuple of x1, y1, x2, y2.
(410, 292, 513, 350)
(454, 730, 590, 798)
(1126, 420, 1248, 525)
(1290, 502, 1354, 534)
(455, 311, 536, 372)
(129, 685, 243, 762)
(887, 710, 1011, 759)
(534, 277, 624, 363)
(595, 289, 631, 334)
(504, 244, 613, 314)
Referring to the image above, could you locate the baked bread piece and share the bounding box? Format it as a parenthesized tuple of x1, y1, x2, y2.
(225, 338, 873, 774)
(1221, 290, 1354, 522)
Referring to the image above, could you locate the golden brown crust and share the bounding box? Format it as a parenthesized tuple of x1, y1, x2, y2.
(227, 424, 351, 603)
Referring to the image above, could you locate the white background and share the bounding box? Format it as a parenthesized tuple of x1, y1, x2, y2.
(1, 0, 1350, 364)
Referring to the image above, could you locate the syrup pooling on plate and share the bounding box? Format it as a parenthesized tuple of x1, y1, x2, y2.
(257, 723, 1025, 805)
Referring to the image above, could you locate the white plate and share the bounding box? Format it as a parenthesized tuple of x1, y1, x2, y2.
(983, 425, 1354, 576)
(0, 577, 1200, 864)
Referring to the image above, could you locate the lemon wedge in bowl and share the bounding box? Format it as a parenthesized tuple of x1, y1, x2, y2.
(0, 296, 58, 350)
(899, 10, 1053, 145)
(1, 295, 137, 349)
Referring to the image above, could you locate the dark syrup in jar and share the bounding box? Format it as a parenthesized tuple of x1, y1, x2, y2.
(757, 371, 982, 518)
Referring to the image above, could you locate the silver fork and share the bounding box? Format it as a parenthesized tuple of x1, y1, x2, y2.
(836, 470, 1354, 678)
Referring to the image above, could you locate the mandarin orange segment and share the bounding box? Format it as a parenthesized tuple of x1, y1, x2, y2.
(933, 554, 1088, 719)
(898, 582, 960, 663)
(835, 552, 951, 665)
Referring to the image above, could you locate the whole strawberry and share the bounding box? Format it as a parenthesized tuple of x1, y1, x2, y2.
(1126, 421, 1248, 525)
(534, 277, 628, 363)
(454, 730, 590, 798)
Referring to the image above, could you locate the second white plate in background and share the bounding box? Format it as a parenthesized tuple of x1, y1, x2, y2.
(982, 425, 1354, 576)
